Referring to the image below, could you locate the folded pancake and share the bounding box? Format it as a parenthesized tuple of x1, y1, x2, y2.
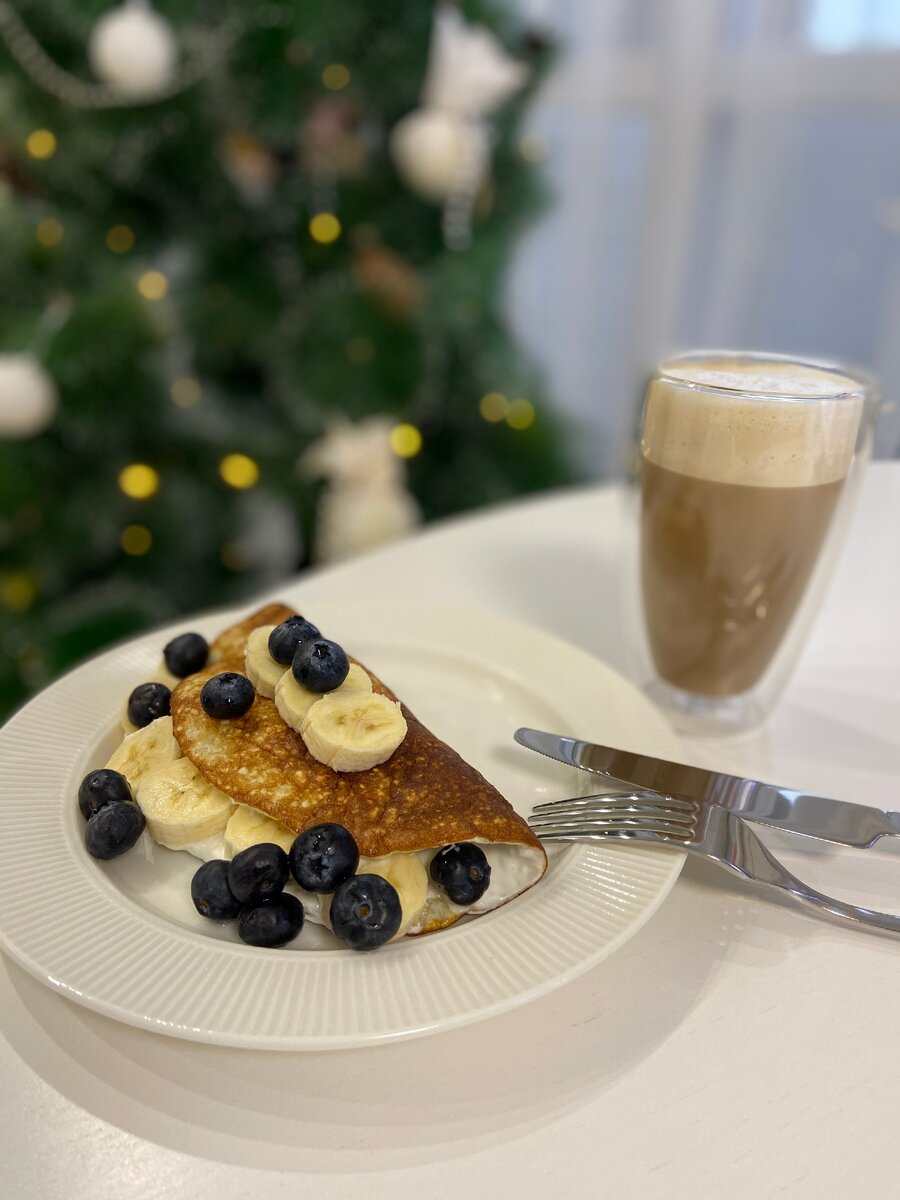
(170, 604, 547, 935)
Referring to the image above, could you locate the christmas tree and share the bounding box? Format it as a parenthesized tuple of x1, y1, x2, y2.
(0, 0, 577, 716)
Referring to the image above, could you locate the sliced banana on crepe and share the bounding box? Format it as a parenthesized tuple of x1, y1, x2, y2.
(225, 803, 297, 856)
(243, 626, 284, 699)
(107, 715, 181, 788)
(361, 853, 430, 938)
(275, 661, 372, 733)
(136, 757, 235, 850)
(300, 690, 407, 772)
(273, 670, 317, 728)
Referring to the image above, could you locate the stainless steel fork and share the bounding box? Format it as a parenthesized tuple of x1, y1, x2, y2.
(530, 793, 900, 939)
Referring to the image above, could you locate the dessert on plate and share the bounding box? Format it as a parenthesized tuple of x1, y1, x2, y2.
(79, 603, 547, 950)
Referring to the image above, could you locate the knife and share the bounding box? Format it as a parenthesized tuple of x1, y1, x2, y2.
(514, 727, 900, 850)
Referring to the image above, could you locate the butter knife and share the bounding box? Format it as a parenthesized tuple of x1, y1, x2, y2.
(514, 727, 900, 849)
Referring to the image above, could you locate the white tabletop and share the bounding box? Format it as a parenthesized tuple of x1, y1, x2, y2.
(3, 462, 899, 1200)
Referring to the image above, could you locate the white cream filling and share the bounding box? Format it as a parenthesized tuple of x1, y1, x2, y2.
(401, 842, 546, 934)
(172, 834, 542, 934)
(174, 832, 326, 923)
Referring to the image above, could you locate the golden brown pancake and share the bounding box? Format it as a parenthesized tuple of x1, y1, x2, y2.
(171, 605, 546, 930)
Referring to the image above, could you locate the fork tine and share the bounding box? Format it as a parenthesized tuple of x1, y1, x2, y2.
(532, 816, 700, 835)
(530, 790, 699, 844)
(530, 820, 694, 842)
(532, 801, 695, 824)
(529, 813, 696, 839)
(533, 792, 696, 815)
(531, 799, 697, 829)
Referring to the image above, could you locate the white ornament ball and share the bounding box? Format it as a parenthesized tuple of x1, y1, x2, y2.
(0, 354, 57, 439)
(89, 2, 178, 97)
(390, 108, 485, 204)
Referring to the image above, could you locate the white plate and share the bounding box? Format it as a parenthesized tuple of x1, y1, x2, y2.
(0, 601, 684, 1050)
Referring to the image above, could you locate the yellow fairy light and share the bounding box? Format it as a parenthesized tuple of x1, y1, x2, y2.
(35, 218, 64, 247)
(138, 270, 168, 300)
(346, 336, 374, 365)
(121, 524, 153, 556)
(309, 212, 341, 244)
(106, 224, 135, 253)
(219, 453, 259, 489)
(519, 132, 549, 163)
(118, 463, 160, 500)
(506, 399, 536, 430)
(390, 423, 422, 458)
(26, 129, 56, 160)
(322, 63, 351, 90)
(479, 391, 508, 422)
(1, 570, 36, 612)
(171, 377, 201, 407)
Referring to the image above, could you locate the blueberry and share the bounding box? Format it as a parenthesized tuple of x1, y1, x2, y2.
(127, 681, 171, 728)
(228, 842, 289, 903)
(430, 843, 491, 905)
(238, 894, 305, 948)
(191, 859, 243, 920)
(78, 768, 132, 820)
(163, 631, 209, 678)
(330, 874, 402, 951)
(291, 638, 349, 692)
(289, 823, 359, 893)
(84, 802, 145, 860)
(200, 672, 255, 720)
(268, 616, 321, 666)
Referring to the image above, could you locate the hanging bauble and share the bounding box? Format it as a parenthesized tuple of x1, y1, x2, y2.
(389, 108, 488, 206)
(389, 6, 527, 246)
(0, 353, 57, 439)
(88, 1, 178, 98)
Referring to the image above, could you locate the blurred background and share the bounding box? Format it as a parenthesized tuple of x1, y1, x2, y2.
(1, 0, 898, 715)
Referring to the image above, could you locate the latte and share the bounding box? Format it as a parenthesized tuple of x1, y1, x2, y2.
(640, 356, 863, 697)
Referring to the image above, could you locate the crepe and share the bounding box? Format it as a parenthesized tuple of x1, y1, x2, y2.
(171, 604, 547, 933)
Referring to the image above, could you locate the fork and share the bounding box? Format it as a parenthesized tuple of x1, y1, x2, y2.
(530, 792, 900, 939)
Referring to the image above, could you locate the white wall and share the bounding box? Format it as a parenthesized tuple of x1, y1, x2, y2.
(506, 0, 900, 476)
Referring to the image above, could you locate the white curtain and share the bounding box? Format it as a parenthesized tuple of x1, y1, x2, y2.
(506, 0, 900, 475)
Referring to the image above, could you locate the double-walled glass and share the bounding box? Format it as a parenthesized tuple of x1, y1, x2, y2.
(634, 352, 879, 733)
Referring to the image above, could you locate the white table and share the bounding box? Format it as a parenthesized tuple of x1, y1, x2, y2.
(3, 462, 898, 1200)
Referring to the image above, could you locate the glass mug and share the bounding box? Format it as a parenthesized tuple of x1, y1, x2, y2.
(634, 352, 879, 733)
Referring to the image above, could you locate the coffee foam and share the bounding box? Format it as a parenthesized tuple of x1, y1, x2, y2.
(642, 357, 865, 487)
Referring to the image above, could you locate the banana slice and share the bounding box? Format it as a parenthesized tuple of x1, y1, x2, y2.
(337, 663, 373, 697)
(225, 803, 297, 856)
(120, 661, 181, 734)
(275, 662, 373, 734)
(107, 715, 181, 789)
(300, 691, 407, 772)
(274, 669, 319, 730)
(136, 758, 235, 850)
(361, 853, 429, 939)
(243, 626, 283, 699)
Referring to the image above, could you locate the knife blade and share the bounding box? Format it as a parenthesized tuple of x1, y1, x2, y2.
(514, 727, 900, 849)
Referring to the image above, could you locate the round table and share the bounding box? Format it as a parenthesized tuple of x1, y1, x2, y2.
(3, 462, 898, 1199)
